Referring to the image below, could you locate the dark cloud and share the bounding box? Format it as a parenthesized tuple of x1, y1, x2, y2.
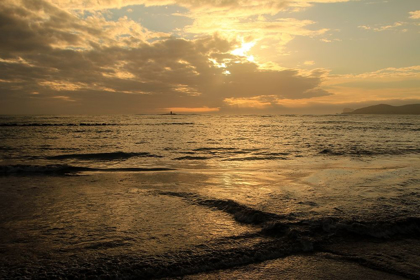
(0, 0, 332, 114)
(0, 0, 98, 54)
(214, 65, 331, 99)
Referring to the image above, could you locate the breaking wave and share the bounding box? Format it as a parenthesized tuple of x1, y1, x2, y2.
(158, 191, 288, 225)
(261, 217, 420, 240)
(159, 191, 420, 238)
(158, 191, 420, 242)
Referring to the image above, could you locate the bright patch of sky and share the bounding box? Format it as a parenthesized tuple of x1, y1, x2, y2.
(264, 0, 420, 74)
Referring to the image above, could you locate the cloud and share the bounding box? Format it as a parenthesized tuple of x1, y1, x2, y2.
(52, 95, 76, 101)
(211, 64, 332, 100)
(319, 66, 420, 106)
(183, 17, 328, 49)
(2, 0, 418, 115)
(0, 0, 333, 114)
(0, 0, 168, 54)
(34, 0, 353, 13)
(224, 95, 276, 109)
(330, 66, 420, 82)
(409, 10, 420, 19)
(358, 22, 406, 32)
(0, 0, 341, 51)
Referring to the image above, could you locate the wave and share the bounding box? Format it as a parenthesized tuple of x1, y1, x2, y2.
(158, 191, 420, 240)
(158, 191, 289, 225)
(223, 156, 288, 161)
(115, 191, 420, 279)
(173, 156, 212, 160)
(4, 232, 307, 279)
(335, 217, 420, 238)
(0, 164, 88, 175)
(319, 148, 420, 156)
(261, 217, 420, 240)
(0, 164, 174, 175)
(254, 152, 290, 156)
(4, 217, 419, 280)
(191, 147, 266, 156)
(142, 122, 195, 126)
(3, 189, 419, 279)
(0, 122, 197, 127)
(158, 122, 194, 125)
(230, 150, 253, 154)
(194, 147, 237, 152)
(76, 240, 132, 250)
(0, 123, 120, 127)
(47, 151, 162, 160)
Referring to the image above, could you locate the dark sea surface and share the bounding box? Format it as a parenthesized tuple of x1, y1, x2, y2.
(0, 114, 420, 279)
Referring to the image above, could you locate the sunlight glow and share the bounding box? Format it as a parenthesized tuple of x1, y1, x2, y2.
(231, 41, 256, 62)
(224, 96, 272, 109)
(209, 58, 227, 68)
(231, 42, 256, 56)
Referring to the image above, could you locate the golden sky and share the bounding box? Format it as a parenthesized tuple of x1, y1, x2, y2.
(0, 0, 419, 114)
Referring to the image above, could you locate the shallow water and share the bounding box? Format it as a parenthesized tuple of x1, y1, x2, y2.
(0, 114, 419, 279)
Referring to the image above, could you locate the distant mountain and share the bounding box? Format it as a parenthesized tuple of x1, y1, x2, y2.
(343, 104, 420, 115)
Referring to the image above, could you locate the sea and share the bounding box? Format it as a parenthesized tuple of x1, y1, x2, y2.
(0, 114, 419, 279)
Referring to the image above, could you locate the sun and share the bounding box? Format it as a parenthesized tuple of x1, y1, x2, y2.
(231, 41, 256, 62)
(208, 40, 257, 74)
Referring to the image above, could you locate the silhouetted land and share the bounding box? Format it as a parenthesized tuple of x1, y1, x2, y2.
(343, 104, 420, 115)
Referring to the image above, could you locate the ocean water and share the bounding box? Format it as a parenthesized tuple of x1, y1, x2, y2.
(0, 114, 420, 279)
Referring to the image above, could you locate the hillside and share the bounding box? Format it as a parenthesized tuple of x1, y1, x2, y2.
(344, 104, 420, 115)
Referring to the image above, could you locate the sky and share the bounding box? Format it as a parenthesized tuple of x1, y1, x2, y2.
(0, 0, 419, 114)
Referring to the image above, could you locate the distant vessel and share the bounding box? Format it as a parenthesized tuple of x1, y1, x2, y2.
(161, 111, 177, 115)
